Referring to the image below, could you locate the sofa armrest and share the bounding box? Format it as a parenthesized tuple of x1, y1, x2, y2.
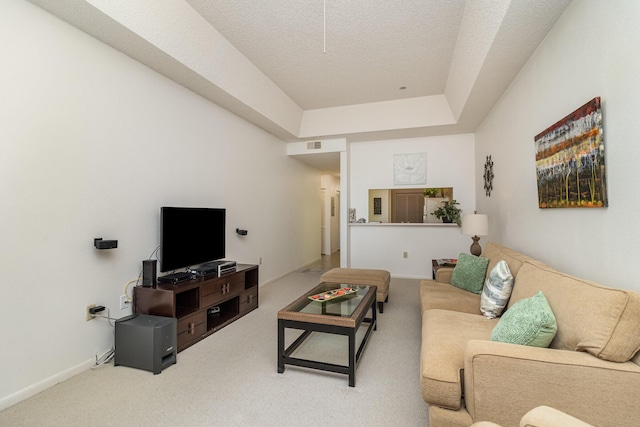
(435, 266, 454, 283)
(464, 340, 640, 427)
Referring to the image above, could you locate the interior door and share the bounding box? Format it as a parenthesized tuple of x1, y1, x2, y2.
(391, 189, 424, 223)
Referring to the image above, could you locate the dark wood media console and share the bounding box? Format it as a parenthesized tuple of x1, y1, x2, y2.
(133, 264, 258, 352)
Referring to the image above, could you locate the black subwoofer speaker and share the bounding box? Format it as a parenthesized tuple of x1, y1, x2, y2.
(115, 314, 176, 374)
(142, 259, 157, 287)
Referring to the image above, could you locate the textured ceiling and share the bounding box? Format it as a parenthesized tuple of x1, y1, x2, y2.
(187, 0, 466, 110)
(27, 0, 573, 173)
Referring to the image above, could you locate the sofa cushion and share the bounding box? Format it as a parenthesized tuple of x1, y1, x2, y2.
(420, 280, 482, 315)
(481, 242, 531, 280)
(509, 262, 640, 362)
(421, 309, 497, 409)
(450, 253, 490, 294)
(480, 260, 514, 319)
(491, 291, 557, 347)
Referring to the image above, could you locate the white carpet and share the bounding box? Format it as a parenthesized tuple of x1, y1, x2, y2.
(0, 270, 429, 426)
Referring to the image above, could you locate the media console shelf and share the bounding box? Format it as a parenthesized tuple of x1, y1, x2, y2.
(133, 264, 258, 352)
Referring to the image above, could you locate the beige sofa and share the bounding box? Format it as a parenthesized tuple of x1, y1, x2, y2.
(419, 242, 640, 427)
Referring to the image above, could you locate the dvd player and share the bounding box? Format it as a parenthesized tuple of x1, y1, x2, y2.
(200, 260, 237, 276)
(189, 265, 218, 277)
(157, 271, 194, 284)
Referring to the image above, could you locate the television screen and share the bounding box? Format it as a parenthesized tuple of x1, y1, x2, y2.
(160, 207, 225, 272)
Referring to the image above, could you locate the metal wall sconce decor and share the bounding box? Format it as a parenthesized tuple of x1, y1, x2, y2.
(483, 155, 494, 197)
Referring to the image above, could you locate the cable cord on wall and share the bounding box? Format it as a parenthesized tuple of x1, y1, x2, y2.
(92, 307, 116, 328)
(92, 346, 114, 369)
(91, 306, 117, 368)
(124, 277, 141, 302)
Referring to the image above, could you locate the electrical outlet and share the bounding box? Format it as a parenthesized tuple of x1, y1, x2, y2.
(120, 295, 129, 310)
(259, 257, 263, 265)
(86, 304, 96, 321)
(403, 251, 408, 258)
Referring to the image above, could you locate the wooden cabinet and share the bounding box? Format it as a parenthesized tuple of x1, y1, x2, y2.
(134, 264, 258, 352)
(239, 287, 258, 315)
(200, 273, 244, 308)
(177, 311, 207, 350)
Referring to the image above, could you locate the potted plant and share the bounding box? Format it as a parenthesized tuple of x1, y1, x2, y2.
(423, 188, 439, 198)
(432, 199, 462, 226)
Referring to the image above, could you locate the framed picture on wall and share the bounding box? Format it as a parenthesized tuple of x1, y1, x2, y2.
(393, 153, 427, 185)
(373, 197, 382, 215)
(534, 97, 607, 208)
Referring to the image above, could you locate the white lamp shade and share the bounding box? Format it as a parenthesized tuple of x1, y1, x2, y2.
(461, 214, 489, 236)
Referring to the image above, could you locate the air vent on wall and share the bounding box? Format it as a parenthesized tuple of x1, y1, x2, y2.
(307, 140, 322, 150)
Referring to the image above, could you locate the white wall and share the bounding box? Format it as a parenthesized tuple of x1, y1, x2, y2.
(350, 224, 470, 278)
(0, 1, 320, 409)
(475, 0, 640, 291)
(348, 134, 476, 277)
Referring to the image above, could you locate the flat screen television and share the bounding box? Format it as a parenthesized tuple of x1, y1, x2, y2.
(160, 207, 226, 272)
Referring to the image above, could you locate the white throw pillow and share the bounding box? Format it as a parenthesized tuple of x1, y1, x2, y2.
(480, 260, 514, 319)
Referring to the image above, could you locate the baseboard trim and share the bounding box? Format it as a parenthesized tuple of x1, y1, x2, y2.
(259, 271, 290, 288)
(390, 274, 425, 280)
(298, 257, 322, 270)
(0, 358, 92, 411)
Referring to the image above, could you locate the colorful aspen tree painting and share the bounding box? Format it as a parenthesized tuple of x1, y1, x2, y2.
(535, 97, 607, 208)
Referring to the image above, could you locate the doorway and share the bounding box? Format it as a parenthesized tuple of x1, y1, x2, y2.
(321, 175, 340, 258)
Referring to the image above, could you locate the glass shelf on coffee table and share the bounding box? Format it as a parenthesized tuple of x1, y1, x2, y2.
(277, 282, 377, 387)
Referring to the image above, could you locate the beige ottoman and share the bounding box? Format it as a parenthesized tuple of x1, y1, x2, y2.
(320, 268, 390, 313)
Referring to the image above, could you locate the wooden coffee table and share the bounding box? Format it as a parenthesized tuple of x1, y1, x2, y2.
(277, 282, 377, 387)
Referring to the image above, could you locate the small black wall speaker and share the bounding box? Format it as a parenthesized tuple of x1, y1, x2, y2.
(142, 259, 157, 287)
(94, 238, 118, 249)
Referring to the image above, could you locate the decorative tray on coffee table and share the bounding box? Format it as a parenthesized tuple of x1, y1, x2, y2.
(308, 287, 358, 302)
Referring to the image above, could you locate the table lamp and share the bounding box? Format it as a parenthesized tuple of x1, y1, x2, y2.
(461, 211, 489, 256)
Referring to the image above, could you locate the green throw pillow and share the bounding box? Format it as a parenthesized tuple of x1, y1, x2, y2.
(450, 253, 490, 294)
(490, 291, 557, 348)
